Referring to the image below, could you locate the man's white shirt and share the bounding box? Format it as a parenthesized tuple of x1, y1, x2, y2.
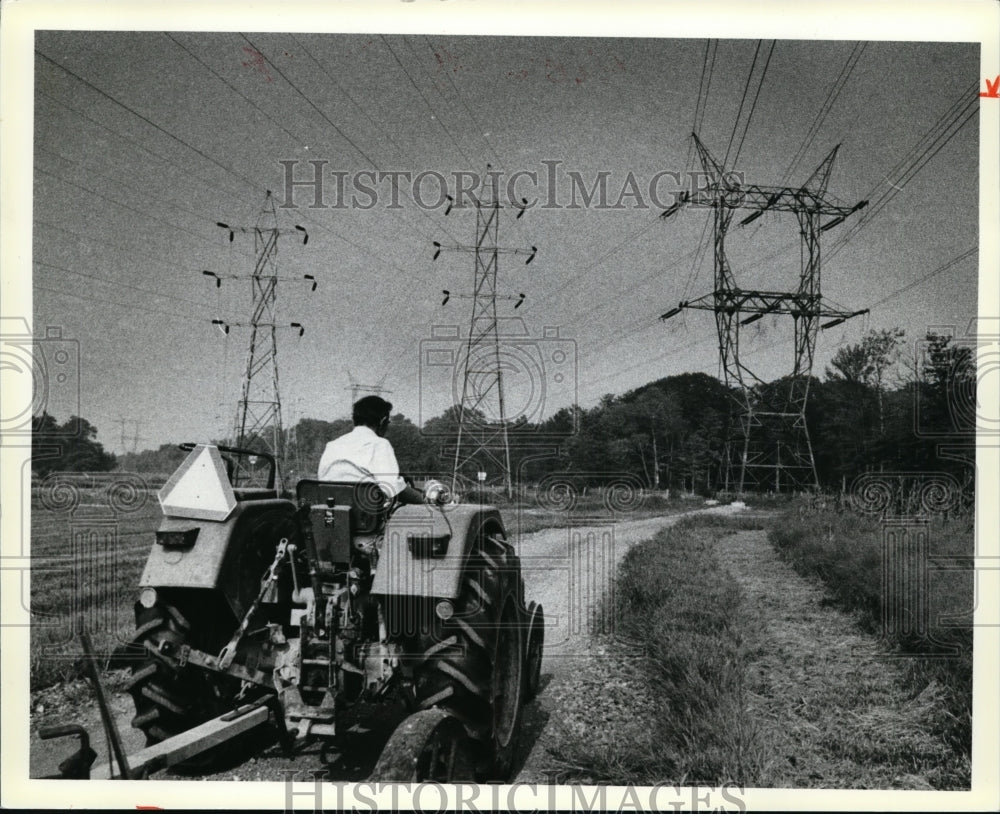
(317, 425, 407, 499)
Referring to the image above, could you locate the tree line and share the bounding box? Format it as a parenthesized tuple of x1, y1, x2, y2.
(34, 329, 976, 496)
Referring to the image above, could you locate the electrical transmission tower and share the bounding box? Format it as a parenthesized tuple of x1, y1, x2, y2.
(433, 169, 536, 499)
(204, 190, 314, 489)
(660, 134, 868, 493)
(344, 370, 391, 414)
(117, 417, 144, 456)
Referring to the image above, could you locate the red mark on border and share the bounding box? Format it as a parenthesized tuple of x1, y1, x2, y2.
(434, 47, 464, 74)
(241, 46, 273, 83)
(136, 807, 162, 811)
(980, 76, 1000, 98)
(506, 52, 626, 84)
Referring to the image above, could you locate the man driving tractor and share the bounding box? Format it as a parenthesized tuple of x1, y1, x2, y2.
(317, 395, 427, 506)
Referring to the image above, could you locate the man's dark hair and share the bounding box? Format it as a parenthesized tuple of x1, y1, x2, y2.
(353, 395, 393, 428)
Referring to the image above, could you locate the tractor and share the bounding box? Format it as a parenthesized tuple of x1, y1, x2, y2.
(111, 442, 543, 781)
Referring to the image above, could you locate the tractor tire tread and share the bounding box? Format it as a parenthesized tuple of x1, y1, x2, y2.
(434, 660, 487, 698)
(125, 663, 158, 691)
(141, 685, 186, 717)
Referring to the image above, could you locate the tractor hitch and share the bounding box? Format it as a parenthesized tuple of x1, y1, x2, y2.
(38, 724, 97, 779)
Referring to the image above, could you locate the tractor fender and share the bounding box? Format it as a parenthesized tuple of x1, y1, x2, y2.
(371, 503, 504, 599)
(139, 498, 298, 619)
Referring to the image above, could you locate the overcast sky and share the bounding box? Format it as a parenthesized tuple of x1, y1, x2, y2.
(27, 28, 980, 455)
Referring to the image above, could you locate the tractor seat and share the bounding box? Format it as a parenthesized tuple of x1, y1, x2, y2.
(295, 479, 388, 534)
(233, 487, 278, 501)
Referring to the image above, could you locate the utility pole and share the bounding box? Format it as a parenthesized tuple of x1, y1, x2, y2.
(433, 168, 536, 499)
(344, 370, 391, 415)
(660, 133, 868, 493)
(117, 417, 144, 456)
(204, 190, 314, 489)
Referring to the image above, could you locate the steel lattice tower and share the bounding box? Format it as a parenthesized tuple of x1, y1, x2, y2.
(660, 134, 868, 492)
(344, 370, 391, 415)
(204, 191, 312, 489)
(433, 171, 535, 498)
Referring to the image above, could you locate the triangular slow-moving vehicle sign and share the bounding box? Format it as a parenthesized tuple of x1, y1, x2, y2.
(157, 444, 238, 521)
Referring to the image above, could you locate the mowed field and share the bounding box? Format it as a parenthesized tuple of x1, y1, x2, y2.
(28, 491, 162, 689)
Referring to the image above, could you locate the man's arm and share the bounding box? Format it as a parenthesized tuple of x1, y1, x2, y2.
(371, 438, 423, 504)
(395, 484, 425, 505)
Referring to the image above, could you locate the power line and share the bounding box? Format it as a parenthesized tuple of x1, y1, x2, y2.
(422, 35, 506, 175)
(240, 32, 458, 250)
(36, 50, 265, 197)
(35, 144, 254, 258)
(33, 282, 217, 324)
(162, 32, 304, 146)
(287, 34, 465, 251)
(600, 87, 976, 388)
(33, 165, 241, 252)
(826, 88, 977, 261)
(684, 40, 714, 176)
(33, 259, 241, 317)
(33, 216, 241, 294)
(526, 81, 975, 375)
(380, 34, 476, 170)
(723, 40, 762, 169)
(867, 246, 977, 310)
(34, 87, 249, 204)
(39, 43, 435, 294)
(779, 42, 866, 186)
(576, 244, 977, 399)
(541, 39, 729, 332)
(731, 40, 776, 168)
(244, 34, 464, 252)
(681, 41, 770, 323)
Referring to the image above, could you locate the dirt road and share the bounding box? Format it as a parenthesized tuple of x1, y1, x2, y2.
(29, 507, 737, 781)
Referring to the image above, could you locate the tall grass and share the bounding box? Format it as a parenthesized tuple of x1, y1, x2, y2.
(550, 515, 770, 785)
(768, 507, 973, 757)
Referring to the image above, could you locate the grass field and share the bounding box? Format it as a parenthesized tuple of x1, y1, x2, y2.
(547, 509, 971, 788)
(29, 493, 161, 689)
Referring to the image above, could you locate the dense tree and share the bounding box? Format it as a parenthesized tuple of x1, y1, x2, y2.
(32, 412, 117, 477)
(118, 443, 188, 475)
(827, 327, 905, 436)
(384, 413, 441, 475)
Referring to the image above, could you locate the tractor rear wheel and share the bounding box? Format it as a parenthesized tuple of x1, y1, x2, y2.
(127, 600, 239, 767)
(524, 601, 544, 701)
(411, 524, 525, 780)
(369, 709, 476, 781)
